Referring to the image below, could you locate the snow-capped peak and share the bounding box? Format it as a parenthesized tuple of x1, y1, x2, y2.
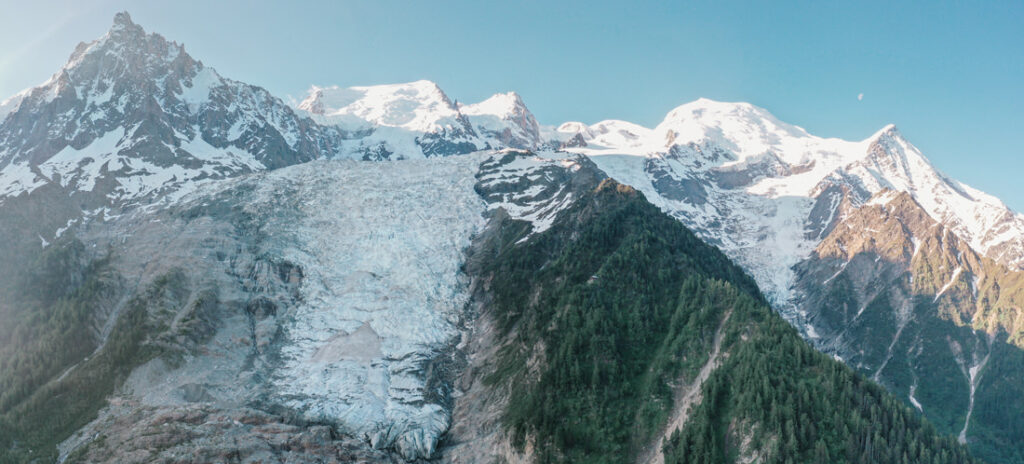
(294, 80, 482, 159)
(111, 11, 134, 28)
(62, 11, 187, 76)
(872, 123, 899, 136)
(843, 122, 1024, 267)
(545, 119, 655, 152)
(460, 91, 541, 149)
(296, 80, 463, 133)
(459, 91, 526, 116)
(556, 121, 590, 134)
(656, 98, 813, 156)
(0, 12, 338, 206)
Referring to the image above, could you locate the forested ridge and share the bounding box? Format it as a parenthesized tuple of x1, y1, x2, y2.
(479, 178, 979, 463)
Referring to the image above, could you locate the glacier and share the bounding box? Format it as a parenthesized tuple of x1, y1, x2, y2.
(190, 156, 487, 459)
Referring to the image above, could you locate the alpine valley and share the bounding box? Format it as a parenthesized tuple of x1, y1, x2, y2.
(0, 12, 1020, 464)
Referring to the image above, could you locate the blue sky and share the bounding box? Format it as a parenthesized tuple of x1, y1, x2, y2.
(1, 0, 1021, 210)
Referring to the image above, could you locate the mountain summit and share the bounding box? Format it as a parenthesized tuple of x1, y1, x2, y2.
(0, 11, 341, 206)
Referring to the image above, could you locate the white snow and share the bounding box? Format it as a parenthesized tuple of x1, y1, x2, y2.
(823, 261, 849, 285)
(0, 161, 45, 197)
(958, 347, 991, 444)
(460, 92, 541, 148)
(38, 128, 127, 193)
(459, 92, 525, 119)
(546, 119, 656, 152)
(17, 123, 263, 205)
(586, 149, 819, 313)
(298, 80, 463, 133)
(933, 266, 963, 302)
(855, 302, 869, 319)
(866, 189, 899, 207)
(542, 97, 1024, 331)
(178, 67, 222, 109)
(909, 383, 923, 411)
(873, 299, 914, 382)
(476, 150, 583, 238)
(279, 87, 1024, 286)
(295, 81, 485, 159)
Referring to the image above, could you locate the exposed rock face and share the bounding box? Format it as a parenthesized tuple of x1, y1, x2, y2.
(60, 401, 401, 464)
(794, 190, 1024, 460)
(438, 211, 533, 464)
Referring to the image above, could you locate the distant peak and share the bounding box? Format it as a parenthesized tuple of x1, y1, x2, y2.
(481, 91, 526, 108)
(399, 79, 445, 94)
(656, 97, 810, 147)
(866, 124, 905, 144)
(498, 91, 524, 103)
(461, 91, 533, 117)
(57, 9, 188, 76)
(109, 11, 144, 36)
(666, 98, 762, 119)
(113, 11, 134, 26)
(557, 121, 589, 133)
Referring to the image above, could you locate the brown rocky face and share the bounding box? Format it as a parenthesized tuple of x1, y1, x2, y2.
(794, 189, 1024, 450)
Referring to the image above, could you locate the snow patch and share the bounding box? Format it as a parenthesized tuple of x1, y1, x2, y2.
(909, 383, 923, 412)
(477, 150, 583, 238)
(933, 266, 963, 302)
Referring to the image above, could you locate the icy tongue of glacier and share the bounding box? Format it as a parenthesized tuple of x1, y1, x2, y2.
(198, 150, 583, 459)
(230, 156, 487, 459)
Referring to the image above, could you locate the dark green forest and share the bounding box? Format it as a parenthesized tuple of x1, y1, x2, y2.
(480, 178, 978, 463)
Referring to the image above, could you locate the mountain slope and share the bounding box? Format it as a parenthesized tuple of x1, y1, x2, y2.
(0, 13, 345, 296)
(794, 189, 1024, 464)
(443, 171, 978, 464)
(579, 101, 1024, 315)
(561, 99, 1024, 461)
(460, 92, 542, 150)
(0, 12, 341, 205)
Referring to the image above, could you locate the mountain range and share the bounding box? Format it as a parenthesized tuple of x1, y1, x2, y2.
(0, 12, 1020, 464)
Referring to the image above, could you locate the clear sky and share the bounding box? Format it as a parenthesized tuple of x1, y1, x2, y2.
(0, 0, 1021, 210)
